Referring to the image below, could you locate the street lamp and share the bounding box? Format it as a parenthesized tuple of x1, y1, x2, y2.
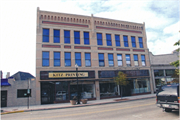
(27, 78, 35, 109)
(75, 64, 80, 104)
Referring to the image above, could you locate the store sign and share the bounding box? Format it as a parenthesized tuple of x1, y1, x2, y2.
(49, 72, 88, 78)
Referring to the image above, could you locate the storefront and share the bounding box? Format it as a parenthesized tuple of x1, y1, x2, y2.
(40, 71, 96, 104)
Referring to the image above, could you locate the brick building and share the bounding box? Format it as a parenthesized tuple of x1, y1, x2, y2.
(36, 7, 154, 105)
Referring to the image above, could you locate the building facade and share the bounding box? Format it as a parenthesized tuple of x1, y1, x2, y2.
(1, 71, 36, 107)
(149, 51, 179, 92)
(36, 8, 154, 105)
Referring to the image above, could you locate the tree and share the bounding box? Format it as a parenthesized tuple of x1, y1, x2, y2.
(170, 40, 180, 83)
(114, 71, 129, 99)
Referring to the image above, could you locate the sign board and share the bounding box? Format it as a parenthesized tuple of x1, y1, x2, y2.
(49, 72, 88, 78)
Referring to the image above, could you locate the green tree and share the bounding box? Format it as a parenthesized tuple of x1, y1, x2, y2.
(114, 71, 129, 99)
(170, 40, 180, 83)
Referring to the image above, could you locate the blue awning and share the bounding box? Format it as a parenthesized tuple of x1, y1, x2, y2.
(1, 79, 11, 86)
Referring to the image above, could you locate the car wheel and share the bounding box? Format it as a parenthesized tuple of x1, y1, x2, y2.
(165, 108, 172, 112)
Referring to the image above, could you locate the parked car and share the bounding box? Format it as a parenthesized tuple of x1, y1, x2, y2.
(156, 84, 179, 112)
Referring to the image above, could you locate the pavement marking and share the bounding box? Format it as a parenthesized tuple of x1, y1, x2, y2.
(22, 102, 155, 120)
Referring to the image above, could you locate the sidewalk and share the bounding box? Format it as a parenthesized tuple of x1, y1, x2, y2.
(1, 94, 156, 115)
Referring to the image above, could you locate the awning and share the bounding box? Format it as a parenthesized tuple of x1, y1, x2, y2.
(1, 79, 11, 86)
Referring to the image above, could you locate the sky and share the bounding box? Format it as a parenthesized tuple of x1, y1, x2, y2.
(0, 0, 179, 77)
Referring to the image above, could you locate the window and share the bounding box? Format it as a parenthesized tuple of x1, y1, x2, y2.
(54, 30, 60, 43)
(165, 69, 175, 76)
(74, 31, 80, 44)
(115, 35, 120, 46)
(43, 29, 49, 42)
(54, 52, 60, 66)
(65, 52, 71, 66)
(131, 36, 136, 47)
(126, 54, 131, 66)
(75, 53, 81, 66)
(117, 54, 122, 66)
(84, 32, 89, 45)
(85, 53, 91, 67)
(154, 70, 164, 77)
(108, 53, 114, 66)
(141, 55, 146, 66)
(42, 51, 49, 66)
(123, 36, 128, 47)
(97, 33, 103, 45)
(139, 37, 143, 48)
(17, 89, 31, 98)
(134, 54, 138, 66)
(106, 34, 112, 46)
(98, 53, 105, 67)
(64, 30, 70, 43)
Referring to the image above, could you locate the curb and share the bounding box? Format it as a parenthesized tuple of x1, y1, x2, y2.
(1, 96, 155, 115)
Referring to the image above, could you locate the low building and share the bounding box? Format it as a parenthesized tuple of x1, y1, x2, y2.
(1, 71, 36, 107)
(149, 51, 179, 92)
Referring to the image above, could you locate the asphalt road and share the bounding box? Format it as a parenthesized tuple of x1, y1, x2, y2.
(1, 98, 179, 120)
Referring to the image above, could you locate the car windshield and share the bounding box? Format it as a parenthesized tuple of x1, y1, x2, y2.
(158, 85, 178, 96)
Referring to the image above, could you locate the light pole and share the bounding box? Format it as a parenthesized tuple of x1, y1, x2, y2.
(27, 78, 35, 109)
(75, 64, 80, 104)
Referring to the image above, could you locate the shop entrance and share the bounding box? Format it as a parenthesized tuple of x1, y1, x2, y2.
(1, 91, 7, 107)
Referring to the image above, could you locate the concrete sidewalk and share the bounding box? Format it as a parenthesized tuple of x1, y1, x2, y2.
(1, 94, 156, 115)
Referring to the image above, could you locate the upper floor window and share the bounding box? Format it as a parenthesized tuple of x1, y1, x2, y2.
(97, 33, 103, 45)
(64, 30, 70, 44)
(54, 30, 60, 43)
(43, 29, 49, 42)
(131, 36, 136, 47)
(133, 54, 138, 66)
(154, 70, 164, 77)
(126, 54, 131, 66)
(165, 69, 175, 76)
(85, 53, 91, 67)
(115, 35, 120, 46)
(74, 31, 80, 44)
(141, 55, 146, 66)
(108, 53, 114, 67)
(98, 53, 104, 67)
(123, 36, 128, 47)
(75, 53, 81, 66)
(117, 54, 122, 66)
(42, 51, 49, 66)
(106, 34, 112, 46)
(84, 32, 89, 45)
(139, 37, 143, 48)
(54, 52, 60, 66)
(65, 52, 71, 66)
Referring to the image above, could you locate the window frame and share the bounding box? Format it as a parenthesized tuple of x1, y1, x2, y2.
(85, 53, 91, 67)
(98, 53, 105, 67)
(74, 31, 80, 44)
(123, 36, 129, 47)
(42, 51, 49, 67)
(108, 53, 114, 67)
(131, 36, 136, 48)
(64, 30, 70, 44)
(97, 33, 103, 45)
(139, 37, 143, 48)
(133, 54, 139, 66)
(117, 54, 123, 66)
(141, 55, 146, 66)
(54, 52, 60, 66)
(126, 54, 131, 66)
(65, 52, 71, 67)
(75, 52, 81, 66)
(43, 28, 49, 42)
(84, 32, 90, 45)
(115, 35, 120, 46)
(106, 34, 112, 46)
(54, 29, 60, 43)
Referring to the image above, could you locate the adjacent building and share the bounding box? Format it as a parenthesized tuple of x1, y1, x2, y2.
(149, 51, 179, 91)
(36, 7, 154, 105)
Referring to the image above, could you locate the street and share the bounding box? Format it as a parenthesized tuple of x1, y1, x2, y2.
(1, 98, 179, 120)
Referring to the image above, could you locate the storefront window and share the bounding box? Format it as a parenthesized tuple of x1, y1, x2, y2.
(154, 70, 164, 77)
(165, 69, 175, 76)
(130, 78, 150, 94)
(100, 82, 118, 97)
(55, 82, 69, 101)
(155, 78, 166, 88)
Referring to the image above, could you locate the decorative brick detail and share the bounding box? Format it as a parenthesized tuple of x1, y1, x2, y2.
(116, 48, 130, 51)
(42, 45, 61, 48)
(96, 26, 142, 34)
(98, 47, 113, 50)
(133, 49, 145, 52)
(74, 46, 91, 49)
(42, 21, 88, 28)
(64, 46, 71, 49)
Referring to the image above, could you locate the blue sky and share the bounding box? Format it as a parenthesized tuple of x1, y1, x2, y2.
(0, 0, 179, 77)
